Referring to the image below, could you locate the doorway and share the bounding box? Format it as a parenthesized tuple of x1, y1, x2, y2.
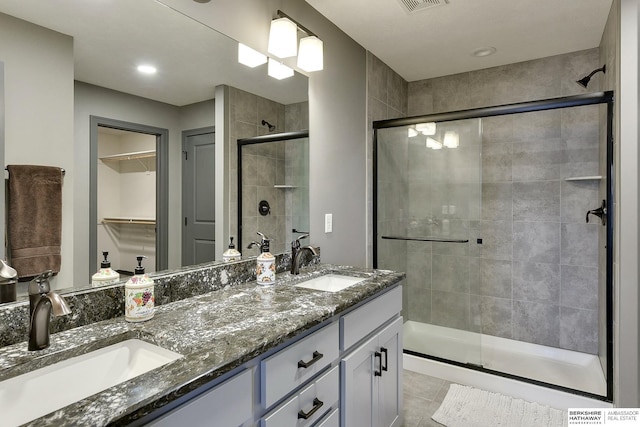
(181, 126, 215, 266)
(89, 116, 168, 279)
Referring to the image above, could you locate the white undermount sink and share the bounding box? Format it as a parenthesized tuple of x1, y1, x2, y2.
(0, 339, 182, 427)
(294, 274, 365, 292)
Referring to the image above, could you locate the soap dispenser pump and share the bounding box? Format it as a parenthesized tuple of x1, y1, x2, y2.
(92, 251, 120, 287)
(125, 256, 155, 322)
(253, 232, 275, 286)
(223, 237, 241, 262)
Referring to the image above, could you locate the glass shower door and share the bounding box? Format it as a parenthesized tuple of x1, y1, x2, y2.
(376, 118, 483, 366)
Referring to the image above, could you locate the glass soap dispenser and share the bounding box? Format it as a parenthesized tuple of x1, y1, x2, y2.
(92, 251, 120, 287)
(125, 256, 155, 322)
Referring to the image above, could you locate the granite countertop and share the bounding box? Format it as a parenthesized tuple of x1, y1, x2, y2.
(0, 264, 404, 426)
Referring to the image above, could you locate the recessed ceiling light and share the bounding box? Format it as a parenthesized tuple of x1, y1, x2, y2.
(137, 65, 157, 75)
(472, 47, 497, 57)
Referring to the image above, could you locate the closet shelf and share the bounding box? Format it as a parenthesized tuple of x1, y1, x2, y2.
(564, 175, 603, 181)
(99, 150, 156, 162)
(102, 217, 156, 225)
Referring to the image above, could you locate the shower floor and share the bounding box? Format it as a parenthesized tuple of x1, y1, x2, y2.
(403, 320, 607, 397)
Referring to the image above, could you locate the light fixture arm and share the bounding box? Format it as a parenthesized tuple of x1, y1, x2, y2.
(276, 10, 317, 37)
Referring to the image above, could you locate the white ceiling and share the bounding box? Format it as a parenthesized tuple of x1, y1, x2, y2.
(1, 0, 614, 107)
(305, 0, 613, 82)
(0, 0, 308, 106)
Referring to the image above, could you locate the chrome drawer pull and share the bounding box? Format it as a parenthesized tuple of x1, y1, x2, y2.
(297, 398, 324, 420)
(298, 351, 323, 368)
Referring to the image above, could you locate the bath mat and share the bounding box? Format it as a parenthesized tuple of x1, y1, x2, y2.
(432, 384, 567, 427)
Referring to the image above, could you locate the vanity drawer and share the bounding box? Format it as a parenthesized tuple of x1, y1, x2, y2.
(261, 366, 339, 427)
(316, 407, 340, 427)
(341, 285, 402, 351)
(149, 368, 253, 427)
(261, 322, 339, 408)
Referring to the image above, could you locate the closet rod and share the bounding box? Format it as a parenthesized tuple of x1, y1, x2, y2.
(5, 167, 65, 175)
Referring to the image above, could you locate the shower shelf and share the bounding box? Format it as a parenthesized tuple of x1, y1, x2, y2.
(564, 175, 602, 181)
(273, 185, 298, 189)
(381, 235, 469, 243)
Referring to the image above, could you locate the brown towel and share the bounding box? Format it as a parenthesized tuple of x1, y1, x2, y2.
(7, 165, 63, 279)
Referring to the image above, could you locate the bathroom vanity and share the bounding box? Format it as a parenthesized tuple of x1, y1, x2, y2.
(0, 260, 404, 427)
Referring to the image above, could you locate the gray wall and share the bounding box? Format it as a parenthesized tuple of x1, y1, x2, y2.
(616, 0, 639, 407)
(74, 82, 215, 282)
(1, 13, 74, 291)
(177, 0, 369, 267)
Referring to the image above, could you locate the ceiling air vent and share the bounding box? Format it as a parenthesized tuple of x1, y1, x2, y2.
(398, 0, 449, 14)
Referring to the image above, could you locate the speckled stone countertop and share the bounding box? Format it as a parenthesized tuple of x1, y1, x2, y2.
(0, 264, 404, 426)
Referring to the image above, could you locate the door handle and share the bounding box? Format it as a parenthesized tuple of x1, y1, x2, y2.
(374, 351, 382, 376)
(586, 200, 606, 226)
(380, 347, 388, 372)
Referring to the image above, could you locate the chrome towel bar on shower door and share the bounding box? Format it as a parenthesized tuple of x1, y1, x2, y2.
(381, 235, 469, 243)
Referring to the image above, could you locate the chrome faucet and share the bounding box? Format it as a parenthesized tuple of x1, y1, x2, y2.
(291, 234, 317, 275)
(28, 270, 71, 351)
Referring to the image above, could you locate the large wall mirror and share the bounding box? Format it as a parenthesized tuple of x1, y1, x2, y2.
(0, 0, 308, 303)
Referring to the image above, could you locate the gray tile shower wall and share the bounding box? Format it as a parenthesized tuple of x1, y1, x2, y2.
(399, 48, 602, 354)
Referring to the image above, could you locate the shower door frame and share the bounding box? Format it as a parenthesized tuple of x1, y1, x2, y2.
(373, 91, 614, 402)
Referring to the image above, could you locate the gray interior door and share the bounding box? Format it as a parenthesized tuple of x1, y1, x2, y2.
(182, 127, 215, 266)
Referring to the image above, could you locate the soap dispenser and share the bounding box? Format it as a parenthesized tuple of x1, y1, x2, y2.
(254, 232, 275, 286)
(125, 256, 155, 322)
(223, 237, 241, 262)
(92, 251, 120, 287)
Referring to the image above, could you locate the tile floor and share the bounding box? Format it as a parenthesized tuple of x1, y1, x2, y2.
(402, 370, 451, 427)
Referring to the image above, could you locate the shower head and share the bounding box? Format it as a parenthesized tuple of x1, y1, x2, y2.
(261, 120, 276, 132)
(576, 64, 606, 89)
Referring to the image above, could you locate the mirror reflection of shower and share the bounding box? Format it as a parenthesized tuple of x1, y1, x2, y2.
(237, 131, 310, 254)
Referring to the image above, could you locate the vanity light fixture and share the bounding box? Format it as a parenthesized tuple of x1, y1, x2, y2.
(426, 137, 443, 150)
(137, 65, 157, 75)
(443, 131, 459, 148)
(238, 43, 267, 68)
(416, 122, 436, 135)
(268, 10, 324, 73)
(297, 36, 323, 72)
(268, 16, 298, 58)
(268, 58, 294, 80)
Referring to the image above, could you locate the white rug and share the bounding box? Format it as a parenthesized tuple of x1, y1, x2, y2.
(432, 384, 568, 427)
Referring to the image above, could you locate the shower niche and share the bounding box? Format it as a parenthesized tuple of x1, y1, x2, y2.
(374, 92, 614, 401)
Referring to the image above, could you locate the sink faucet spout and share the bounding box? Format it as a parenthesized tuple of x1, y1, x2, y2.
(28, 270, 71, 351)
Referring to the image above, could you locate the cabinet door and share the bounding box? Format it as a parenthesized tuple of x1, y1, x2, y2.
(377, 317, 403, 427)
(341, 334, 378, 427)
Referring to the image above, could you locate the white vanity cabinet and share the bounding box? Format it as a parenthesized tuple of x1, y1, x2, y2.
(340, 286, 403, 427)
(148, 367, 254, 427)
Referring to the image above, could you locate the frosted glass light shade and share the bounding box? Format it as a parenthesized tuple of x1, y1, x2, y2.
(426, 137, 442, 150)
(268, 17, 298, 58)
(416, 122, 436, 135)
(268, 58, 294, 80)
(238, 43, 267, 68)
(444, 131, 459, 148)
(297, 36, 323, 72)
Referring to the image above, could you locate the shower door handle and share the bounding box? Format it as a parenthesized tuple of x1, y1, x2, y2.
(586, 200, 606, 225)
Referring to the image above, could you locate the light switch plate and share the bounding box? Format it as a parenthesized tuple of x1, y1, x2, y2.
(325, 214, 333, 233)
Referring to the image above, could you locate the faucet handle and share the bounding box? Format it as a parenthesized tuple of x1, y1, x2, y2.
(28, 270, 54, 295)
